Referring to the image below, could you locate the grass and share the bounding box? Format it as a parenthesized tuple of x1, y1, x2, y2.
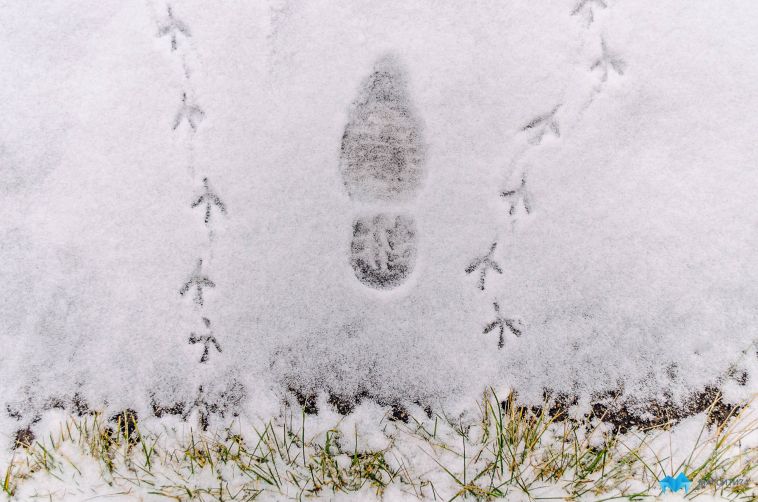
(1, 391, 755, 501)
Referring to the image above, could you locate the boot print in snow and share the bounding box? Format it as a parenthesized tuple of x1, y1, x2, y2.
(340, 55, 425, 289)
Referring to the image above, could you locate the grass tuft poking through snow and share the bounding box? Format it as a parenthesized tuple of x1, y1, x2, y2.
(2, 392, 755, 501)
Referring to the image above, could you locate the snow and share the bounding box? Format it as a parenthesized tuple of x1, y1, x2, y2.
(2, 400, 753, 500)
(1, 0, 757, 441)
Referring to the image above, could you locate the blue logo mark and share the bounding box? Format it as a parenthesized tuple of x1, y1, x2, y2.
(659, 472, 692, 493)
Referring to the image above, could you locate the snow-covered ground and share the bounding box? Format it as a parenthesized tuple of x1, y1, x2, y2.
(1, 0, 757, 487)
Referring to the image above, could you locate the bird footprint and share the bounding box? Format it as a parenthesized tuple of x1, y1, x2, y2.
(181, 385, 217, 430)
(158, 5, 191, 51)
(191, 177, 226, 224)
(465, 242, 503, 291)
(172, 92, 205, 132)
(591, 39, 625, 82)
(179, 259, 215, 307)
(522, 106, 561, 145)
(500, 174, 532, 216)
(188, 317, 222, 363)
(571, 0, 607, 25)
(483, 301, 523, 349)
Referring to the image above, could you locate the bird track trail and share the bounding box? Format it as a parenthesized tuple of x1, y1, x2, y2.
(147, 0, 239, 428)
(470, 1, 627, 349)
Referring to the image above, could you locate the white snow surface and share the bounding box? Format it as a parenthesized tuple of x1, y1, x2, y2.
(1, 0, 757, 428)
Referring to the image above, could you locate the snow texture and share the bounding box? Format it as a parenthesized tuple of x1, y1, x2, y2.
(1, 0, 758, 434)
